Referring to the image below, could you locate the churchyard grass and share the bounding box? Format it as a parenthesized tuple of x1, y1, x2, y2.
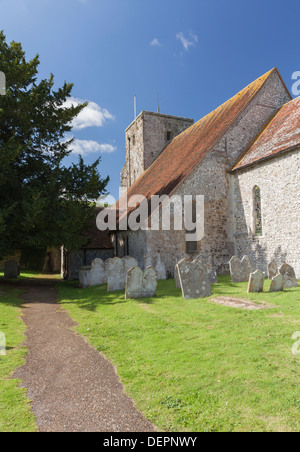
(0, 270, 60, 280)
(57, 276, 300, 432)
(0, 286, 36, 432)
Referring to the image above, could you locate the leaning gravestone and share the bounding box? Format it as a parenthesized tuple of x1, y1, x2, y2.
(125, 266, 157, 299)
(229, 255, 253, 283)
(79, 266, 92, 288)
(4, 261, 19, 279)
(107, 257, 125, 292)
(90, 258, 106, 286)
(177, 258, 211, 300)
(279, 263, 298, 288)
(268, 261, 278, 280)
(269, 273, 284, 292)
(248, 270, 265, 293)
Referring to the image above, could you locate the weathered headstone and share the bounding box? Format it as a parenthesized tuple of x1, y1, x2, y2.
(155, 254, 167, 280)
(123, 256, 138, 274)
(248, 270, 265, 293)
(90, 259, 106, 286)
(79, 266, 92, 289)
(4, 261, 19, 279)
(107, 257, 125, 292)
(125, 266, 143, 299)
(142, 266, 158, 297)
(177, 258, 211, 300)
(104, 258, 114, 282)
(279, 263, 298, 289)
(229, 255, 253, 283)
(269, 273, 284, 292)
(268, 261, 278, 280)
(125, 266, 157, 299)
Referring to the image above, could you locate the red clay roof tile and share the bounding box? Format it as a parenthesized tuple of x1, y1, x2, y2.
(232, 96, 300, 171)
(116, 68, 278, 223)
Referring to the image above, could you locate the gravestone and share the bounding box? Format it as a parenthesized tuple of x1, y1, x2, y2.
(107, 257, 125, 292)
(144, 254, 166, 280)
(125, 266, 143, 299)
(268, 261, 278, 280)
(229, 255, 253, 283)
(155, 254, 167, 280)
(142, 267, 158, 297)
(79, 266, 91, 289)
(177, 258, 211, 300)
(269, 273, 284, 292)
(279, 263, 298, 288)
(248, 270, 265, 293)
(123, 256, 138, 274)
(90, 259, 106, 286)
(104, 258, 114, 283)
(125, 266, 157, 299)
(4, 261, 19, 279)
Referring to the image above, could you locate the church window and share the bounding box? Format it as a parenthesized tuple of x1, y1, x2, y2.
(253, 185, 263, 236)
(166, 131, 172, 142)
(133, 135, 136, 146)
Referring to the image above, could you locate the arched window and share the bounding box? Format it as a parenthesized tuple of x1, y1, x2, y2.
(185, 200, 198, 254)
(253, 185, 262, 236)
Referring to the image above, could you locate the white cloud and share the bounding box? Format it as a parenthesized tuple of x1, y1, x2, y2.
(63, 97, 115, 130)
(176, 32, 198, 51)
(150, 38, 162, 47)
(69, 139, 117, 156)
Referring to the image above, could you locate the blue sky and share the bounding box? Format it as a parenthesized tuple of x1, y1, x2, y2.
(1, 0, 299, 200)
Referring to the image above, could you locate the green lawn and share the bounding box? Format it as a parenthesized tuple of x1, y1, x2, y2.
(0, 270, 60, 280)
(0, 287, 36, 432)
(57, 276, 300, 432)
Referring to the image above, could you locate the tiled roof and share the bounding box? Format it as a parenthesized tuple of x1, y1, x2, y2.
(116, 68, 278, 224)
(232, 96, 300, 171)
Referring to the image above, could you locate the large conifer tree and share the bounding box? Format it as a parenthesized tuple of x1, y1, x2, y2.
(0, 31, 109, 263)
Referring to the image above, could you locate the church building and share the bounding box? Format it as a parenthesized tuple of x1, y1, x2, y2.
(112, 68, 300, 278)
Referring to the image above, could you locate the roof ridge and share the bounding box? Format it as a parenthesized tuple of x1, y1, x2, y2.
(116, 68, 281, 226)
(161, 68, 277, 197)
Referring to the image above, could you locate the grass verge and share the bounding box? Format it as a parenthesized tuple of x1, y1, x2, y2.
(0, 286, 36, 432)
(57, 276, 300, 432)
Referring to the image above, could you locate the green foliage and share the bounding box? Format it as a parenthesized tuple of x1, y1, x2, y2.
(0, 31, 109, 260)
(58, 276, 300, 432)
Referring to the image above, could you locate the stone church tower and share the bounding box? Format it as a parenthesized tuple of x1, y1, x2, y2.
(121, 111, 194, 188)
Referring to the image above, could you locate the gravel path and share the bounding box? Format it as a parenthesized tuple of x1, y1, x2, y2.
(14, 283, 155, 432)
